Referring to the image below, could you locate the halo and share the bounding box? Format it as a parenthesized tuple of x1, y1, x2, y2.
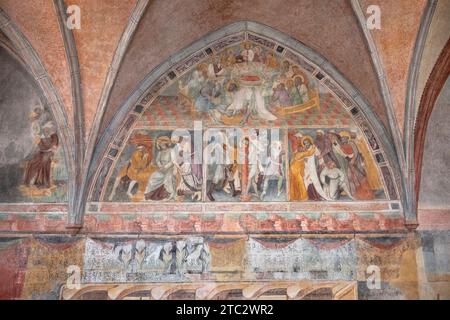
(301, 135, 314, 147)
(339, 131, 350, 139)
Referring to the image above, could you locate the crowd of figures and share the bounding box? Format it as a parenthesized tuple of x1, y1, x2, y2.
(204, 129, 285, 202)
(177, 41, 313, 125)
(110, 133, 203, 202)
(109, 129, 287, 202)
(109, 127, 382, 202)
(288, 130, 379, 201)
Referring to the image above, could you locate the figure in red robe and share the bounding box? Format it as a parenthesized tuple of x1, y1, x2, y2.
(339, 133, 374, 200)
(24, 127, 59, 189)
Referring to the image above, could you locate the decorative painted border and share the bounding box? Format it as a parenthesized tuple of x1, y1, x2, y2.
(0, 211, 405, 234)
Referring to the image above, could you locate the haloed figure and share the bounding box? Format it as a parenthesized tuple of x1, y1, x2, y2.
(24, 122, 59, 189)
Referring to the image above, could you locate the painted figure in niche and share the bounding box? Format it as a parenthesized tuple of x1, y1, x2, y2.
(144, 136, 177, 201)
(294, 75, 310, 103)
(22, 108, 59, 194)
(265, 52, 279, 69)
(109, 134, 155, 201)
(252, 45, 263, 63)
(244, 130, 284, 201)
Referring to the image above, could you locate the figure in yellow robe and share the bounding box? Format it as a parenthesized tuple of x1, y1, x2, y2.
(354, 135, 382, 190)
(109, 145, 156, 200)
(289, 142, 317, 201)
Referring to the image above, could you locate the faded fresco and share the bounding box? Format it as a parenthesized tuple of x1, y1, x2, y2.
(0, 16, 447, 300)
(103, 41, 385, 203)
(1, 234, 447, 300)
(0, 47, 67, 203)
(107, 130, 202, 202)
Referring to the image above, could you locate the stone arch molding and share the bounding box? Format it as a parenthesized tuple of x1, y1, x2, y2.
(83, 21, 404, 232)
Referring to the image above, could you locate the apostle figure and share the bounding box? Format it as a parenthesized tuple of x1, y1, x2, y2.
(329, 131, 350, 187)
(185, 70, 205, 98)
(288, 130, 304, 155)
(207, 55, 225, 78)
(289, 136, 309, 201)
(300, 136, 331, 201)
(241, 42, 255, 63)
(294, 76, 309, 103)
(24, 121, 59, 189)
(145, 136, 177, 201)
(271, 83, 292, 107)
(286, 79, 302, 105)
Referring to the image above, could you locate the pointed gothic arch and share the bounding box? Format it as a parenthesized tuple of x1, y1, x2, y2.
(82, 21, 403, 232)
